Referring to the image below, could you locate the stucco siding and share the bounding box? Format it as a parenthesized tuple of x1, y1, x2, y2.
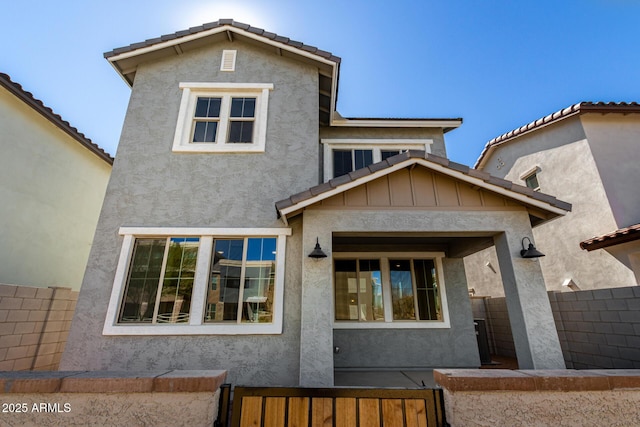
(507, 140, 634, 291)
(472, 117, 636, 293)
(581, 113, 640, 228)
(109, 40, 320, 227)
(0, 87, 111, 290)
(61, 41, 318, 385)
(301, 208, 544, 381)
(334, 258, 479, 369)
(480, 117, 586, 179)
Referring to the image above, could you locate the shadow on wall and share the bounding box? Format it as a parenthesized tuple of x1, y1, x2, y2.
(0, 284, 78, 370)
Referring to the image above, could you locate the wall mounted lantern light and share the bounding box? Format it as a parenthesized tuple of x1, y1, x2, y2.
(520, 237, 545, 258)
(308, 237, 327, 260)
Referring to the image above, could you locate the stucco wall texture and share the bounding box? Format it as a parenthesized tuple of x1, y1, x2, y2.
(0, 86, 111, 290)
(61, 42, 316, 386)
(299, 207, 562, 385)
(468, 116, 637, 294)
(333, 258, 479, 369)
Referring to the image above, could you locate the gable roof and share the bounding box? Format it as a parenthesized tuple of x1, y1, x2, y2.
(475, 102, 640, 169)
(0, 73, 113, 165)
(105, 19, 340, 126)
(105, 20, 463, 130)
(580, 223, 640, 251)
(276, 150, 571, 225)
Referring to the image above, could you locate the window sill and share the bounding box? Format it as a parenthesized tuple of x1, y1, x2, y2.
(102, 323, 282, 336)
(172, 143, 266, 153)
(333, 320, 450, 330)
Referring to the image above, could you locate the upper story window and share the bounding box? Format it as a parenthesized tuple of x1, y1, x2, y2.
(103, 227, 290, 335)
(172, 83, 273, 153)
(322, 139, 433, 180)
(520, 166, 541, 191)
(192, 96, 256, 144)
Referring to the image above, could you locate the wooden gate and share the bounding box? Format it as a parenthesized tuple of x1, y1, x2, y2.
(229, 387, 446, 427)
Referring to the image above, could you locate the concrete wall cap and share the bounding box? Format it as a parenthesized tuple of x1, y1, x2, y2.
(434, 369, 640, 392)
(0, 370, 227, 394)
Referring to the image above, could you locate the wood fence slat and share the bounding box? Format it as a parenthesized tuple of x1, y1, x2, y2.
(231, 387, 444, 427)
(381, 399, 404, 427)
(425, 390, 437, 427)
(359, 398, 381, 427)
(404, 399, 427, 427)
(311, 397, 333, 427)
(240, 396, 263, 427)
(288, 397, 310, 427)
(433, 389, 444, 426)
(263, 397, 286, 427)
(335, 397, 357, 427)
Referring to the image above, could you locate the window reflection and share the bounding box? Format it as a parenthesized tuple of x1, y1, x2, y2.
(206, 237, 277, 323)
(119, 237, 199, 324)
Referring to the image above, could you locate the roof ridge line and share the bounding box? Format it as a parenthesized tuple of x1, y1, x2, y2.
(474, 101, 640, 168)
(104, 19, 341, 63)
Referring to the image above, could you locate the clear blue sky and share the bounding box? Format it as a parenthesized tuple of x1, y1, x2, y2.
(2, 0, 639, 166)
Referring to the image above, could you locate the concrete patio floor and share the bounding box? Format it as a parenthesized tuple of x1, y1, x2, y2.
(334, 356, 518, 388)
(334, 370, 438, 388)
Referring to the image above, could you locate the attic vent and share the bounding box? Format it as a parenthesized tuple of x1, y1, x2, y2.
(221, 50, 237, 71)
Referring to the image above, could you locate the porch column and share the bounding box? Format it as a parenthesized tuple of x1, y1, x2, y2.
(299, 219, 334, 386)
(494, 231, 565, 369)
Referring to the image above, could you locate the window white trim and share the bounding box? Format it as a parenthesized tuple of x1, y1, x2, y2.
(103, 227, 290, 336)
(519, 165, 541, 181)
(332, 251, 450, 329)
(520, 166, 541, 191)
(321, 139, 433, 181)
(172, 83, 273, 153)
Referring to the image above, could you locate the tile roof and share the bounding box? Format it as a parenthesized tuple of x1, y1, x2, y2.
(580, 223, 640, 251)
(475, 102, 640, 169)
(275, 150, 572, 215)
(104, 19, 341, 64)
(0, 72, 113, 165)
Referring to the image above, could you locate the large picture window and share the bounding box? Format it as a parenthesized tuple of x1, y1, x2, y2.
(104, 227, 290, 335)
(119, 237, 199, 324)
(206, 237, 276, 323)
(173, 83, 273, 153)
(333, 253, 449, 328)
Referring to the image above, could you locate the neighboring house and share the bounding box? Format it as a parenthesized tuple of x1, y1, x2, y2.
(0, 73, 113, 291)
(467, 102, 640, 297)
(0, 73, 112, 371)
(61, 20, 572, 387)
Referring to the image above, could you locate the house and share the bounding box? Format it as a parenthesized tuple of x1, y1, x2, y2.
(0, 73, 113, 291)
(0, 72, 112, 370)
(61, 20, 571, 387)
(467, 102, 640, 297)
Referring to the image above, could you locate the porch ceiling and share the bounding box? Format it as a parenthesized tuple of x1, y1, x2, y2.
(333, 233, 496, 258)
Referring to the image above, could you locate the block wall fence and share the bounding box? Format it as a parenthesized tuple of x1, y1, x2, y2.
(0, 284, 77, 371)
(473, 285, 640, 369)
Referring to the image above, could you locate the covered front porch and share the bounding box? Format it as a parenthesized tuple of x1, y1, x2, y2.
(275, 151, 571, 387)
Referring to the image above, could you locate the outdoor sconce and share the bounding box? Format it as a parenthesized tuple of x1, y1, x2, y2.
(520, 237, 545, 258)
(308, 237, 327, 260)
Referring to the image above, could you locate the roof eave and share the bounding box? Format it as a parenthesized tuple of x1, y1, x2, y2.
(329, 117, 463, 130)
(276, 152, 570, 224)
(106, 23, 340, 87)
(580, 224, 640, 251)
(0, 73, 114, 165)
(475, 102, 640, 169)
